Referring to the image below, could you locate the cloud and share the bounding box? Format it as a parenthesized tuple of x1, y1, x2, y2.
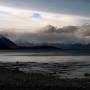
(0, 5, 83, 28)
(1, 24, 90, 46)
(0, 11, 11, 16)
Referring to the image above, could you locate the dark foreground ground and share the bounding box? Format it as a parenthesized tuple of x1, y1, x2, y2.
(0, 66, 90, 90)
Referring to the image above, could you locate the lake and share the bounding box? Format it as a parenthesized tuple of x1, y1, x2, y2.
(0, 50, 90, 78)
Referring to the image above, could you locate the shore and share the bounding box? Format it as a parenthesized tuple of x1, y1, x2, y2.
(0, 62, 90, 89)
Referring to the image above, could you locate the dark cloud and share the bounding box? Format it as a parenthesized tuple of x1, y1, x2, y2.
(0, 0, 90, 17)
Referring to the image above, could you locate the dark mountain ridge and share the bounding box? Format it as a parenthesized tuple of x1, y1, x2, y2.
(0, 36, 17, 49)
(0, 36, 90, 50)
(18, 45, 59, 50)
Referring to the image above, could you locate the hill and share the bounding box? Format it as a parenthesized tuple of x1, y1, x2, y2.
(18, 45, 59, 50)
(0, 36, 17, 49)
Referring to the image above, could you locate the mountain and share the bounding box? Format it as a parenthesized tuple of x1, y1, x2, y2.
(18, 45, 59, 50)
(17, 43, 90, 50)
(0, 36, 17, 49)
(0, 36, 90, 50)
(52, 43, 90, 50)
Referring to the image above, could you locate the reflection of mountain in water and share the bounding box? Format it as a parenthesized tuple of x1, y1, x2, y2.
(0, 36, 17, 49)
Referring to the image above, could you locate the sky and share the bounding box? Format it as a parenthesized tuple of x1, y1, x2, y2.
(0, 0, 90, 29)
(0, 0, 90, 45)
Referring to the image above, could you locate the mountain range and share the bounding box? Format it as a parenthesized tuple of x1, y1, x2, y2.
(0, 36, 17, 49)
(0, 36, 90, 50)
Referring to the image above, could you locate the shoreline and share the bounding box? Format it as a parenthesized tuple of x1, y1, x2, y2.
(0, 61, 90, 79)
(0, 63, 90, 89)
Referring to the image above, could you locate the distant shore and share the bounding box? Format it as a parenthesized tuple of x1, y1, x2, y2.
(0, 49, 90, 56)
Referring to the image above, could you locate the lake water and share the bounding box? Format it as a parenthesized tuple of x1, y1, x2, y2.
(0, 50, 90, 78)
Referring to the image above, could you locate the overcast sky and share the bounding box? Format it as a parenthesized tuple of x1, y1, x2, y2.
(0, 0, 90, 29)
(0, 0, 90, 16)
